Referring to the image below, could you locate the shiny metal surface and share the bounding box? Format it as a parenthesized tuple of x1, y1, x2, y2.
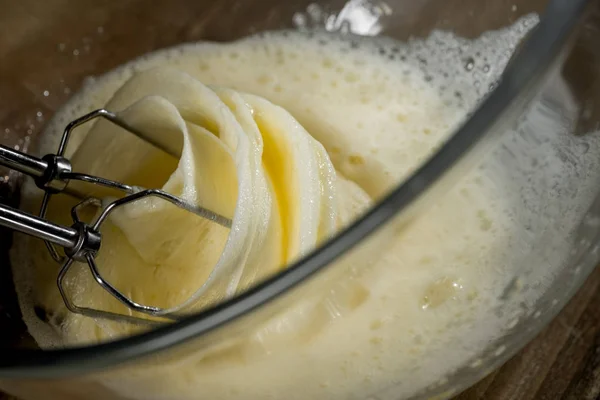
(0, 108, 232, 325)
(0, 146, 47, 179)
(0, 203, 77, 249)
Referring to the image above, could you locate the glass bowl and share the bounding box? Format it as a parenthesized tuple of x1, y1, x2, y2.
(0, 0, 599, 399)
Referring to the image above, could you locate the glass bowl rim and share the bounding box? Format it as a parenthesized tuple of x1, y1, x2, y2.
(0, 0, 592, 378)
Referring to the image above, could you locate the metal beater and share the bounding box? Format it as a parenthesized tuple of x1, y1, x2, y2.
(0, 109, 232, 325)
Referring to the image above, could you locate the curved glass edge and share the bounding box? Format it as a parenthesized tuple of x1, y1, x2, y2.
(0, 0, 593, 378)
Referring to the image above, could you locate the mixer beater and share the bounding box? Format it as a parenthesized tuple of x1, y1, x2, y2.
(0, 109, 232, 325)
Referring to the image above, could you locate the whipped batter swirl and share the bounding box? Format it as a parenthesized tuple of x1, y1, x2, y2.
(57, 67, 368, 325)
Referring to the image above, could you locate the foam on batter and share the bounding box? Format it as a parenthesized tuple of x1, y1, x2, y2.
(12, 13, 600, 400)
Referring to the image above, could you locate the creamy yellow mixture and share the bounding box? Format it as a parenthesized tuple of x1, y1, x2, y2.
(10, 22, 569, 400)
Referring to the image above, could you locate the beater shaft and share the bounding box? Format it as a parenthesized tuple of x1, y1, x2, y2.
(0, 109, 230, 324)
(0, 202, 78, 249)
(0, 145, 47, 178)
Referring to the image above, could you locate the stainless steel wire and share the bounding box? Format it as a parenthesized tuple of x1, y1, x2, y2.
(0, 109, 232, 325)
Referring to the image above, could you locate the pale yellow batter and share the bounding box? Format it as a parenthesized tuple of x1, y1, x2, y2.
(11, 21, 573, 400)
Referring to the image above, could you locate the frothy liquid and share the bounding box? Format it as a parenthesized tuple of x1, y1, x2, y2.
(13, 15, 595, 400)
